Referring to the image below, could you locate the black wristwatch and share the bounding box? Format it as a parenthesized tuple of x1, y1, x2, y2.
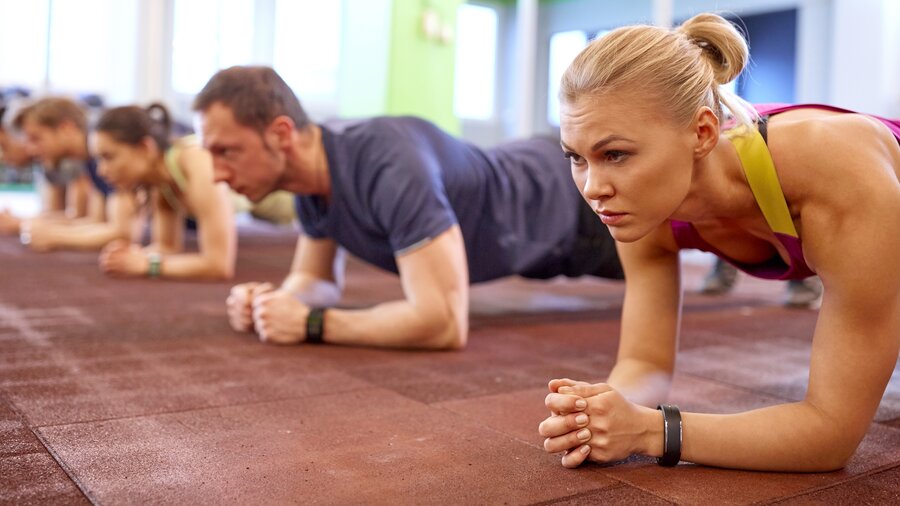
(657, 404, 682, 466)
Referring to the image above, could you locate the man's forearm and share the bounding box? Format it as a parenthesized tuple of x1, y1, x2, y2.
(321, 299, 465, 350)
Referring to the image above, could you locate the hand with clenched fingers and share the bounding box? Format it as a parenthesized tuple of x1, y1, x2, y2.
(226, 282, 274, 332)
(251, 289, 311, 345)
(539, 378, 661, 468)
(99, 239, 150, 277)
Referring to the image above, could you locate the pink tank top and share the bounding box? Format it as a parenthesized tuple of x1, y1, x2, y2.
(670, 103, 900, 281)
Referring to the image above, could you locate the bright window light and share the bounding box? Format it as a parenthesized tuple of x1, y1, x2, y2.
(273, 0, 342, 99)
(0, 0, 49, 89)
(547, 30, 589, 126)
(172, 0, 255, 95)
(47, 0, 116, 93)
(453, 4, 498, 121)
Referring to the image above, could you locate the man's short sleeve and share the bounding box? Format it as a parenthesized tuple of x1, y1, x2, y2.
(367, 142, 457, 254)
(294, 195, 329, 238)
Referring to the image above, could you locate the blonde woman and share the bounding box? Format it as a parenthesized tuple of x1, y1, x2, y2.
(92, 104, 236, 280)
(539, 13, 900, 471)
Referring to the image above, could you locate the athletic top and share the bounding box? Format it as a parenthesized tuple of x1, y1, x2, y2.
(158, 136, 193, 214)
(294, 116, 580, 283)
(85, 157, 113, 196)
(671, 103, 900, 280)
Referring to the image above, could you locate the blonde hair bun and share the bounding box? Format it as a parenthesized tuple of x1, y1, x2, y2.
(677, 13, 748, 86)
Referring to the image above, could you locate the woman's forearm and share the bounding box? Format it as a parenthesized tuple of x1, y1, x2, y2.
(157, 252, 234, 280)
(37, 222, 127, 251)
(660, 402, 858, 472)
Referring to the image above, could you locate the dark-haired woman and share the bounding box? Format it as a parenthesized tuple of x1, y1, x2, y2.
(92, 103, 236, 280)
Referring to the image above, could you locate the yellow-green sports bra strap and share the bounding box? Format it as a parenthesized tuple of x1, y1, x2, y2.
(725, 124, 799, 238)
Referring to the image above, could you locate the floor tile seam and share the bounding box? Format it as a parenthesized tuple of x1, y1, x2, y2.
(525, 482, 656, 506)
(589, 472, 682, 504)
(28, 383, 379, 430)
(27, 426, 97, 505)
(0, 448, 69, 459)
(0, 349, 373, 385)
(423, 400, 683, 502)
(754, 461, 900, 505)
(0, 346, 271, 367)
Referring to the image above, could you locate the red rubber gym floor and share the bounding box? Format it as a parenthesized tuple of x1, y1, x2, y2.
(2, 225, 899, 505)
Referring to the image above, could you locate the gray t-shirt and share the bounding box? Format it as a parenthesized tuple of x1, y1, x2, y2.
(295, 116, 579, 283)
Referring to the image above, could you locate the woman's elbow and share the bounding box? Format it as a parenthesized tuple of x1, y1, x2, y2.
(203, 256, 235, 281)
(211, 262, 235, 280)
(815, 438, 861, 472)
(804, 415, 866, 472)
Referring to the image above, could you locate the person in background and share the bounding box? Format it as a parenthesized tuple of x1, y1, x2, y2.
(92, 103, 236, 280)
(700, 257, 823, 309)
(193, 65, 625, 350)
(13, 97, 134, 251)
(0, 100, 92, 235)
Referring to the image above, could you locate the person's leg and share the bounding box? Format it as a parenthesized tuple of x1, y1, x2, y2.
(700, 258, 739, 294)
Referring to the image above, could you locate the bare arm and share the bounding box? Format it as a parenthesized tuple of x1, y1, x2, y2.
(280, 234, 345, 307)
(251, 226, 470, 350)
(675, 131, 900, 470)
(147, 190, 185, 254)
(323, 225, 469, 349)
(150, 148, 236, 280)
(40, 181, 66, 214)
(25, 191, 134, 251)
(605, 224, 682, 407)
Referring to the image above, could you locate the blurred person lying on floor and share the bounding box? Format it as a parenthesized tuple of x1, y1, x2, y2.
(0, 99, 96, 235)
(700, 256, 824, 309)
(91, 103, 237, 280)
(11, 97, 130, 252)
(194, 65, 625, 350)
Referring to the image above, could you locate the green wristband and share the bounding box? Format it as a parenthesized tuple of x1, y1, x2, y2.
(147, 252, 162, 278)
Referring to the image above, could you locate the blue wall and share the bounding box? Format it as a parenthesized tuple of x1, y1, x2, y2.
(735, 9, 797, 103)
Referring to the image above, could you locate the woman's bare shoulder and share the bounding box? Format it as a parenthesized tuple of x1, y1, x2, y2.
(768, 112, 899, 208)
(174, 139, 213, 178)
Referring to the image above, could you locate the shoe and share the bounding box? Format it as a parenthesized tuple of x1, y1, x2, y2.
(700, 260, 739, 295)
(784, 277, 823, 309)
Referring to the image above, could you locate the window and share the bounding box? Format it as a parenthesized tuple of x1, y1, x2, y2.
(0, 0, 49, 89)
(171, 0, 255, 95)
(47, 0, 118, 93)
(546, 30, 589, 126)
(273, 0, 342, 99)
(0, 0, 137, 100)
(453, 4, 499, 121)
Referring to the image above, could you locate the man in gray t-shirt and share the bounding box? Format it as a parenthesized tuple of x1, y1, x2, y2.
(195, 66, 621, 350)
